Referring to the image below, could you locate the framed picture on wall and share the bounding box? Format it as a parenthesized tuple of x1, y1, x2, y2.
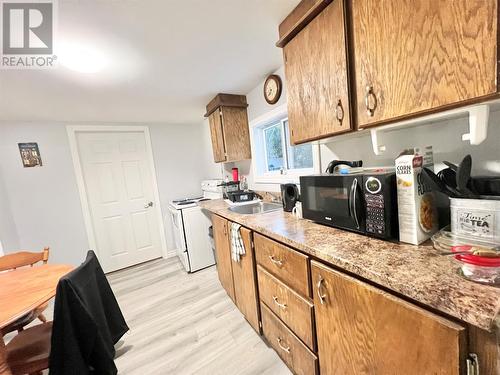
(18, 143, 43, 168)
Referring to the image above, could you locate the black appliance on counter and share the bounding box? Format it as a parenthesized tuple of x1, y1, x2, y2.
(281, 183, 300, 212)
(219, 181, 240, 199)
(300, 169, 399, 240)
(227, 190, 256, 203)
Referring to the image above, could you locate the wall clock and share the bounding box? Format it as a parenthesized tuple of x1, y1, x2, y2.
(263, 74, 282, 105)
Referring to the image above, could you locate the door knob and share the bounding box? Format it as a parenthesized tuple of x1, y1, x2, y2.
(144, 201, 154, 208)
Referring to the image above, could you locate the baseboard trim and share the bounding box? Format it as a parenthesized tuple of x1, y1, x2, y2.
(164, 250, 177, 259)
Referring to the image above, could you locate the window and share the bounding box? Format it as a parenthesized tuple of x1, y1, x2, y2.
(263, 123, 284, 172)
(251, 106, 317, 183)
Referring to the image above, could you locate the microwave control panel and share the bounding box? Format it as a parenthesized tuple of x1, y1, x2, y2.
(364, 177, 386, 236)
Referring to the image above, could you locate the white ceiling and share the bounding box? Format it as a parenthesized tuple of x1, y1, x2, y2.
(0, 0, 299, 124)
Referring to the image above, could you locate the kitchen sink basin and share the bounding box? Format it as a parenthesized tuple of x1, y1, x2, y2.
(228, 202, 282, 215)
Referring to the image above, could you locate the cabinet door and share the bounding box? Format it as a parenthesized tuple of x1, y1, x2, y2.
(212, 215, 235, 301)
(208, 110, 226, 163)
(231, 227, 260, 333)
(284, 0, 351, 145)
(311, 261, 467, 375)
(352, 0, 498, 128)
(221, 107, 251, 162)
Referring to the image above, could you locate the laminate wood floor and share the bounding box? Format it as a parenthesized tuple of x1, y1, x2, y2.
(108, 257, 292, 375)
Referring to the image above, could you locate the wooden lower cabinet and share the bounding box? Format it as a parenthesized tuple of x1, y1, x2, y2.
(254, 233, 310, 298)
(213, 217, 494, 374)
(311, 261, 467, 375)
(212, 215, 235, 302)
(231, 227, 260, 333)
(261, 303, 318, 375)
(213, 215, 260, 333)
(257, 265, 315, 350)
(468, 325, 499, 375)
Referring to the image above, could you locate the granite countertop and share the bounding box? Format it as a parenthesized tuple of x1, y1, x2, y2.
(199, 199, 500, 333)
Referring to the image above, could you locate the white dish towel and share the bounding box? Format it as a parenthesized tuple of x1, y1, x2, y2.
(230, 222, 245, 262)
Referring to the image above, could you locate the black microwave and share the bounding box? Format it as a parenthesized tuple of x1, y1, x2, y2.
(299, 170, 398, 240)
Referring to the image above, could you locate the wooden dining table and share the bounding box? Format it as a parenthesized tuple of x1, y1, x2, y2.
(0, 264, 73, 375)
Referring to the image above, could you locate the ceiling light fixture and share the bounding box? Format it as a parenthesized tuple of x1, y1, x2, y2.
(58, 41, 109, 74)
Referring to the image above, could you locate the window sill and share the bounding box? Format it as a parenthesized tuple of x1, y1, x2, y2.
(254, 174, 302, 185)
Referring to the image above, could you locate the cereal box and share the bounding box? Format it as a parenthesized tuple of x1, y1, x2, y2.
(395, 152, 438, 245)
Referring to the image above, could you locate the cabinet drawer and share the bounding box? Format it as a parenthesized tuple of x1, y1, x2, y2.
(254, 233, 310, 297)
(261, 303, 318, 375)
(257, 266, 315, 350)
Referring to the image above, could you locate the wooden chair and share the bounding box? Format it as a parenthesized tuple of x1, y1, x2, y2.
(0, 248, 50, 336)
(5, 322, 52, 375)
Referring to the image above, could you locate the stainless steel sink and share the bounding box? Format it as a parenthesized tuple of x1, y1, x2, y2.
(228, 202, 282, 215)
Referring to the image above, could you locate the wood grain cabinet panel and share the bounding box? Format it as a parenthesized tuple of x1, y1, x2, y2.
(206, 94, 251, 164)
(311, 261, 467, 375)
(231, 226, 260, 333)
(284, 0, 352, 144)
(468, 325, 499, 375)
(254, 233, 310, 298)
(221, 107, 251, 163)
(351, 0, 498, 128)
(208, 110, 226, 163)
(257, 266, 315, 350)
(261, 303, 318, 375)
(212, 215, 235, 302)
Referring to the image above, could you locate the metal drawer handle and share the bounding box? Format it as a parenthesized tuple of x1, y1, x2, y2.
(317, 276, 327, 305)
(335, 99, 344, 125)
(268, 255, 283, 267)
(365, 85, 377, 117)
(276, 337, 290, 353)
(272, 296, 287, 309)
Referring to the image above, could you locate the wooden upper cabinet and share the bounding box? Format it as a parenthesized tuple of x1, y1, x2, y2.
(283, 0, 352, 144)
(311, 261, 467, 375)
(212, 215, 235, 302)
(205, 94, 251, 163)
(231, 226, 260, 334)
(208, 110, 226, 163)
(351, 0, 498, 128)
(221, 107, 251, 163)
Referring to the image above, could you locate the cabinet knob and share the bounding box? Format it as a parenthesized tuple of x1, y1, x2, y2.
(335, 99, 344, 125)
(365, 85, 377, 117)
(316, 276, 327, 305)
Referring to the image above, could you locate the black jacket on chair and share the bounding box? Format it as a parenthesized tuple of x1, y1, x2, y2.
(49, 251, 129, 375)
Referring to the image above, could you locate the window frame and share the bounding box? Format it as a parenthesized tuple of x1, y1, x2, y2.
(262, 121, 285, 173)
(249, 104, 320, 185)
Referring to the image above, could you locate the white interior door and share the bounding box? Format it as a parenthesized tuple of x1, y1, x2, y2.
(75, 131, 163, 272)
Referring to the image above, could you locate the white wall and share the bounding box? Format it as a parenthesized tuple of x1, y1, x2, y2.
(0, 122, 218, 265)
(223, 66, 290, 192)
(321, 114, 500, 175)
(0, 166, 19, 251)
(225, 65, 500, 193)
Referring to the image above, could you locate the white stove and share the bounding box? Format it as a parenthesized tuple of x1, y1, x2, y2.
(169, 197, 207, 210)
(167, 180, 223, 272)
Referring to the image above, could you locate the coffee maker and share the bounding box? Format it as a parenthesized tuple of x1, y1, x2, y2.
(281, 183, 300, 212)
